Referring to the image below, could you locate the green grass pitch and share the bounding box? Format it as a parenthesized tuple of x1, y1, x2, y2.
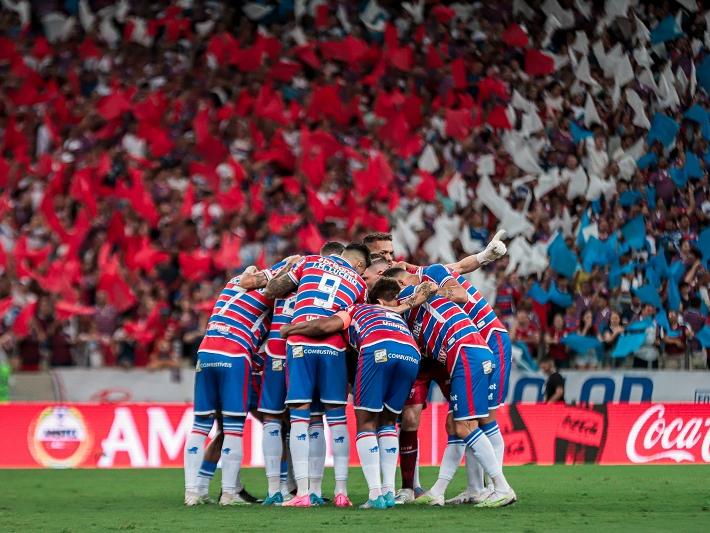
(1, 466, 709, 532)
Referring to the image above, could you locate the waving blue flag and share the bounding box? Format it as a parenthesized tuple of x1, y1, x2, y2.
(610, 261, 636, 289)
(637, 152, 658, 170)
(548, 283, 573, 308)
(576, 208, 591, 251)
(647, 113, 679, 147)
(528, 282, 549, 304)
(619, 190, 643, 207)
(562, 334, 602, 354)
(656, 309, 671, 333)
(548, 235, 578, 279)
(695, 226, 710, 267)
(612, 332, 647, 358)
(696, 326, 710, 348)
(621, 216, 646, 250)
(650, 15, 684, 44)
(685, 152, 703, 179)
(627, 317, 654, 333)
(633, 285, 662, 308)
(649, 252, 670, 280)
(684, 103, 709, 124)
(670, 166, 688, 187)
(570, 122, 593, 145)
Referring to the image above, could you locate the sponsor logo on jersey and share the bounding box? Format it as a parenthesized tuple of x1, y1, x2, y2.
(374, 349, 388, 363)
(482, 360, 493, 374)
(195, 360, 202, 372)
(292, 346, 304, 358)
(272, 359, 283, 371)
(28, 406, 93, 468)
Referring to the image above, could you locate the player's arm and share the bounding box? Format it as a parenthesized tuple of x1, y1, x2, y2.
(385, 282, 438, 314)
(280, 315, 346, 338)
(547, 385, 565, 403)
(437, 278, 469, 303)
(447, 230, 507, 274)
(263, 256, 303, 298)
(239, 255, 302, 290)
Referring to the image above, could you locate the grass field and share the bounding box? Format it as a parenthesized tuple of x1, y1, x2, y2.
(1, 466, 709, 532)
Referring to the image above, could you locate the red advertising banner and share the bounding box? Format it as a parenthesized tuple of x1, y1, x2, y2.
(1, 403, 709, 469)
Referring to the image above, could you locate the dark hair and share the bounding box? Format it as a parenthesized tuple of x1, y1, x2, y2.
(363, 232, 393, 245)
(344, 242, 372, 268)
(539, 356, 555, 366)
(320, 241, 345, 256)
(369, 278, 401, 304)
(381, 267, 407, 278)
(369, 255, 389, 267)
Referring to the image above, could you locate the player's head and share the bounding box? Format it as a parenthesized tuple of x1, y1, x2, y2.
(320, 241, 345, 256)
(363, 232, 394, 265)
(369, 277, 401, 306)
(362, 255, 389, 290)
(381, 266, 418, 289)
(539, 356, 556, 375)
(342, 242, 371, 275)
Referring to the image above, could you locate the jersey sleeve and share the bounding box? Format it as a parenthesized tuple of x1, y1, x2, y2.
(334, 308, 353, 330)
(396, 286, 415, 303)
(423, 263, 454, 286)
(263, 260, 287, 281)
(287, 256, 308, 285)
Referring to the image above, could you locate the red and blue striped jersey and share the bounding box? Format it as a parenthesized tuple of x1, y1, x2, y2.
(335, 304, 420, 353)
(453, 272, 507, 341)
(265, 292, 297, 358)
(198, 263, 282, 361)
(398, 286, 489, 374)
(417, 264, 507, 342)
(287, 254, 367, 350)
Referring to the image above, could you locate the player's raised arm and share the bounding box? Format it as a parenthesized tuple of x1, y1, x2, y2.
(446, 230, 507, 274)
(280, 315, 346, 338)
(240, 255, 302, 290)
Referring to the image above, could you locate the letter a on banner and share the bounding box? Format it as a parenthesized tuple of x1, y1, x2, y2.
(98, 407, 147, 467)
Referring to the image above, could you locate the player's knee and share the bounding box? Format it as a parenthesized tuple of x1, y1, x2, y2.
(400, 405, 422, 431)
(445, 413, 455, 435)
(454, 419, 478, 440)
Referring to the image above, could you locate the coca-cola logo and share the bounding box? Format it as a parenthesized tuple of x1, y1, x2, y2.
(626, 405, 710, 464)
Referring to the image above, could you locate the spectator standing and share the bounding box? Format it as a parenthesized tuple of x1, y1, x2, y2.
(544, 313, 569, 369)
(540, 357, 565, 404)
(633, 305, 661, 369)
(660, 311, 691, 369)
(600, 311, 626, 368)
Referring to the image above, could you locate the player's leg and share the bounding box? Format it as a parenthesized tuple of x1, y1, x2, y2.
(423, 411, 464, 505)
(379, 346, 419, 508)
(396, 401, 423, 503)
(283, 344, 314, 506)
(259, 355, 288, 505)
(196, 419, 222, 498)
(453, 348, 515, 508)
(184, 354, 218, 505)
(317, 345, 350, 506)
(352, 345, 387, 509)
(308, 398, 326, 505)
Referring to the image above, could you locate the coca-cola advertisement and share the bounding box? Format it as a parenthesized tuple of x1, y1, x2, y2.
(0, 402, 708, 468)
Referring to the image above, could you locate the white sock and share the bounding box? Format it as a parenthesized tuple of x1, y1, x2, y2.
(376, 425, 398, 495)
(262, 420, 283, 497)
(220, 420, 245, 493)
(289, 409, 311, 496)
(430, 436, 464, 497)
(482, 421, 505, 466)
(184, 430, 207, 491)
(308, 420, 326, 497)
(413, 444, 421, 489)
(326, 409, 349, 496)
(465, 447, 485, 493)
(356, 431, 382, 500)
(464, 428, 510, 493)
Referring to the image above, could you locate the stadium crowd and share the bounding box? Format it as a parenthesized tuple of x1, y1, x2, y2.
(0, 0, 709, 372)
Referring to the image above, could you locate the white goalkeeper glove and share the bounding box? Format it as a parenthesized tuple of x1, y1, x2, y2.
(475, 230, 507, 266)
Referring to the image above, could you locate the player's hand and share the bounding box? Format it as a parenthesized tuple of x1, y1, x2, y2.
(476, 230, 507, 265)
(284, 254, 302, 266)
(280, 325, 293, 338)
(416, 281, 438, 297)
(243, 265, 259, 274)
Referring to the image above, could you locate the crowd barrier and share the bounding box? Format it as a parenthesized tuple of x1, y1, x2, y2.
(2, 402, 708, 468)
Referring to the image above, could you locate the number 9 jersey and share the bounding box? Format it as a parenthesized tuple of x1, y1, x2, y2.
(286, 254, 368, 351)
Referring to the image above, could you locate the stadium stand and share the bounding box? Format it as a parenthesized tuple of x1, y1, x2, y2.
(0, 0, 708, 374)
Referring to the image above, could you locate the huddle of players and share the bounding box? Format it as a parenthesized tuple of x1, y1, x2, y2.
(183, 230, 514, 509)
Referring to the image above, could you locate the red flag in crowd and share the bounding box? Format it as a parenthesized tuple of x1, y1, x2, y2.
(214, 232, 242, 271)
(55, 301, 96, 321)
(487, 105, 513, 129)
(12, 301, 37, 338)
(502, 24, 529, 48)
(525, 49, 556, 76)
(298, 223, 325, 254)
(179, 250, 212, 281)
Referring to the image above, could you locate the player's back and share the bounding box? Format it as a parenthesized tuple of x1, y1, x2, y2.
(399, 287, 487, 373)
(451, 270, 507, 340)
(201, 275, 274, 359)
(265, 292, 297, 358)
(289, 254, 367, 323)
(345, 304, 419, 351)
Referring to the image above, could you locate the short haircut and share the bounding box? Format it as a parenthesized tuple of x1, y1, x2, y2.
(344, 242, 372, 268)
(320, 241, 345, 256)
(369, 255, 389, 268)
(539, 356, 555, 366)
(381, 267, 407, 279)
(369, 277, 401, 304)
(363, 232, 393, 245)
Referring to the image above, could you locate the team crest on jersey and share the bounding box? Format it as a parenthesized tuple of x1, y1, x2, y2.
(477, 319, 486, 329)
(292, 346, 304, 358)
(272, 359, 283, 371)
(482, 360, 493, 374)
(374, 349, 388, 363)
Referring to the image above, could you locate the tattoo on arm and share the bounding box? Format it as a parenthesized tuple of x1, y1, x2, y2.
(264, 274, 298, 299)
